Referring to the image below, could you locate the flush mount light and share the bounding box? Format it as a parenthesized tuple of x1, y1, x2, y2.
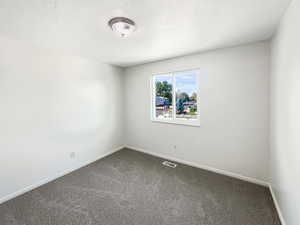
(108, 17, 136, 38)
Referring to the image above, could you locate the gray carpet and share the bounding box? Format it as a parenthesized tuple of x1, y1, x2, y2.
(0, 148, 280, 225)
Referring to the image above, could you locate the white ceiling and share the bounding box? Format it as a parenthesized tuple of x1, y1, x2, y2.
(0, 0, 291, 67)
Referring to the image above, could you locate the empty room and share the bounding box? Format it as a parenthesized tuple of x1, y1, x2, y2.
(0, 0, 299, 224)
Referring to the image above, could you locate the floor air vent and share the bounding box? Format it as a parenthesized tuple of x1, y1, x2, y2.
(162, 161, 177, 168)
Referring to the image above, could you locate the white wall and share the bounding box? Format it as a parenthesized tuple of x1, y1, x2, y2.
(270, 0, 300, 224)
(0, 37, 124, 201)
(124, 42, 270, 182)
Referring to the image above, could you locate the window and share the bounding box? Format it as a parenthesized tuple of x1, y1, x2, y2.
(151, 69, 200, 126)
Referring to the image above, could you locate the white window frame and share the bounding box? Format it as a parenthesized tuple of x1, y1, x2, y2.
(151, 69, 200, 127)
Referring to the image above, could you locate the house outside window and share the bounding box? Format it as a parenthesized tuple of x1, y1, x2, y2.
(151, 69, 200, 126)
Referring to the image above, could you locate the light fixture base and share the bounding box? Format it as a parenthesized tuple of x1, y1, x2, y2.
(108, 17, 136, 38)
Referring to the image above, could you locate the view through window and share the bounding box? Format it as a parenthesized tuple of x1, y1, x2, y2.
(154, 74, 173, 119)
(153, 70, 199, 125)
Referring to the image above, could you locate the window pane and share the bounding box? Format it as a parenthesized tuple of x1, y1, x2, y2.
(175, 71, 198, 120)
(154, 75, 173, 119)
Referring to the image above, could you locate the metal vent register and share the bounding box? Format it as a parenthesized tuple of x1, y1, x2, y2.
(162, 161, 177, 168)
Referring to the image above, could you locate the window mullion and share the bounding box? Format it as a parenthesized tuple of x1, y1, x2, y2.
(172, 73, 176, 121)
(152, 76, 155, 120)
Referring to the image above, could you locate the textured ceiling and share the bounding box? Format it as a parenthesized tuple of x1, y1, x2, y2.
(0, 0, 291, 67)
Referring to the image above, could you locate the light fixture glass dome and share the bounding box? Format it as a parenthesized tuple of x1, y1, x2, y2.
(108, 17, 136, 38)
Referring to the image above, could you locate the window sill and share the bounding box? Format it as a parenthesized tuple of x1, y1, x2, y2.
(151, 118, 200, 127)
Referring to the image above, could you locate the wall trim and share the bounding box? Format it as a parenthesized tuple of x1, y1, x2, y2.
(126, 145, 285, 223)
(0, 145, 286, 225)
(125, 145, 268, 187)
(269, 184, 287, 225)
(0, 145, 125, 205)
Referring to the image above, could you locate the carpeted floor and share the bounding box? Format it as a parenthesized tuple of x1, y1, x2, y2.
(0, 148, 281, 225)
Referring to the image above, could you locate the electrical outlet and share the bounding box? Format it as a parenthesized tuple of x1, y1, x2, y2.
(70, 152, 76, 159)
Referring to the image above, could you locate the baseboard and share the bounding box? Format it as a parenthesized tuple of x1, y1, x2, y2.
(1, 144, 285, 225)
(0, 145, 125, 205)
(127, 144, 286, 223)
(268, 184, 287, 225)
(125, 145, 268, 187)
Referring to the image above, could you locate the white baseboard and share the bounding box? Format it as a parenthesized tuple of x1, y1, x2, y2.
(126, 145, 287, 224)
(125, 145, 268, 187)
(269, 184, 287, 225)
(1, 144, 286, 225)
(0, 145, 125, 205)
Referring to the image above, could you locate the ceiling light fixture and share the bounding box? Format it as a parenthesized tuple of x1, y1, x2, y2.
(108, 17, 136, 38)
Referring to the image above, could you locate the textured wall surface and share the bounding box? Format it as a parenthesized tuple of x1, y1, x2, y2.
(270, 0, 300, 224)
(0, 37, 124, 201)
(125, 42, 270, 182)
